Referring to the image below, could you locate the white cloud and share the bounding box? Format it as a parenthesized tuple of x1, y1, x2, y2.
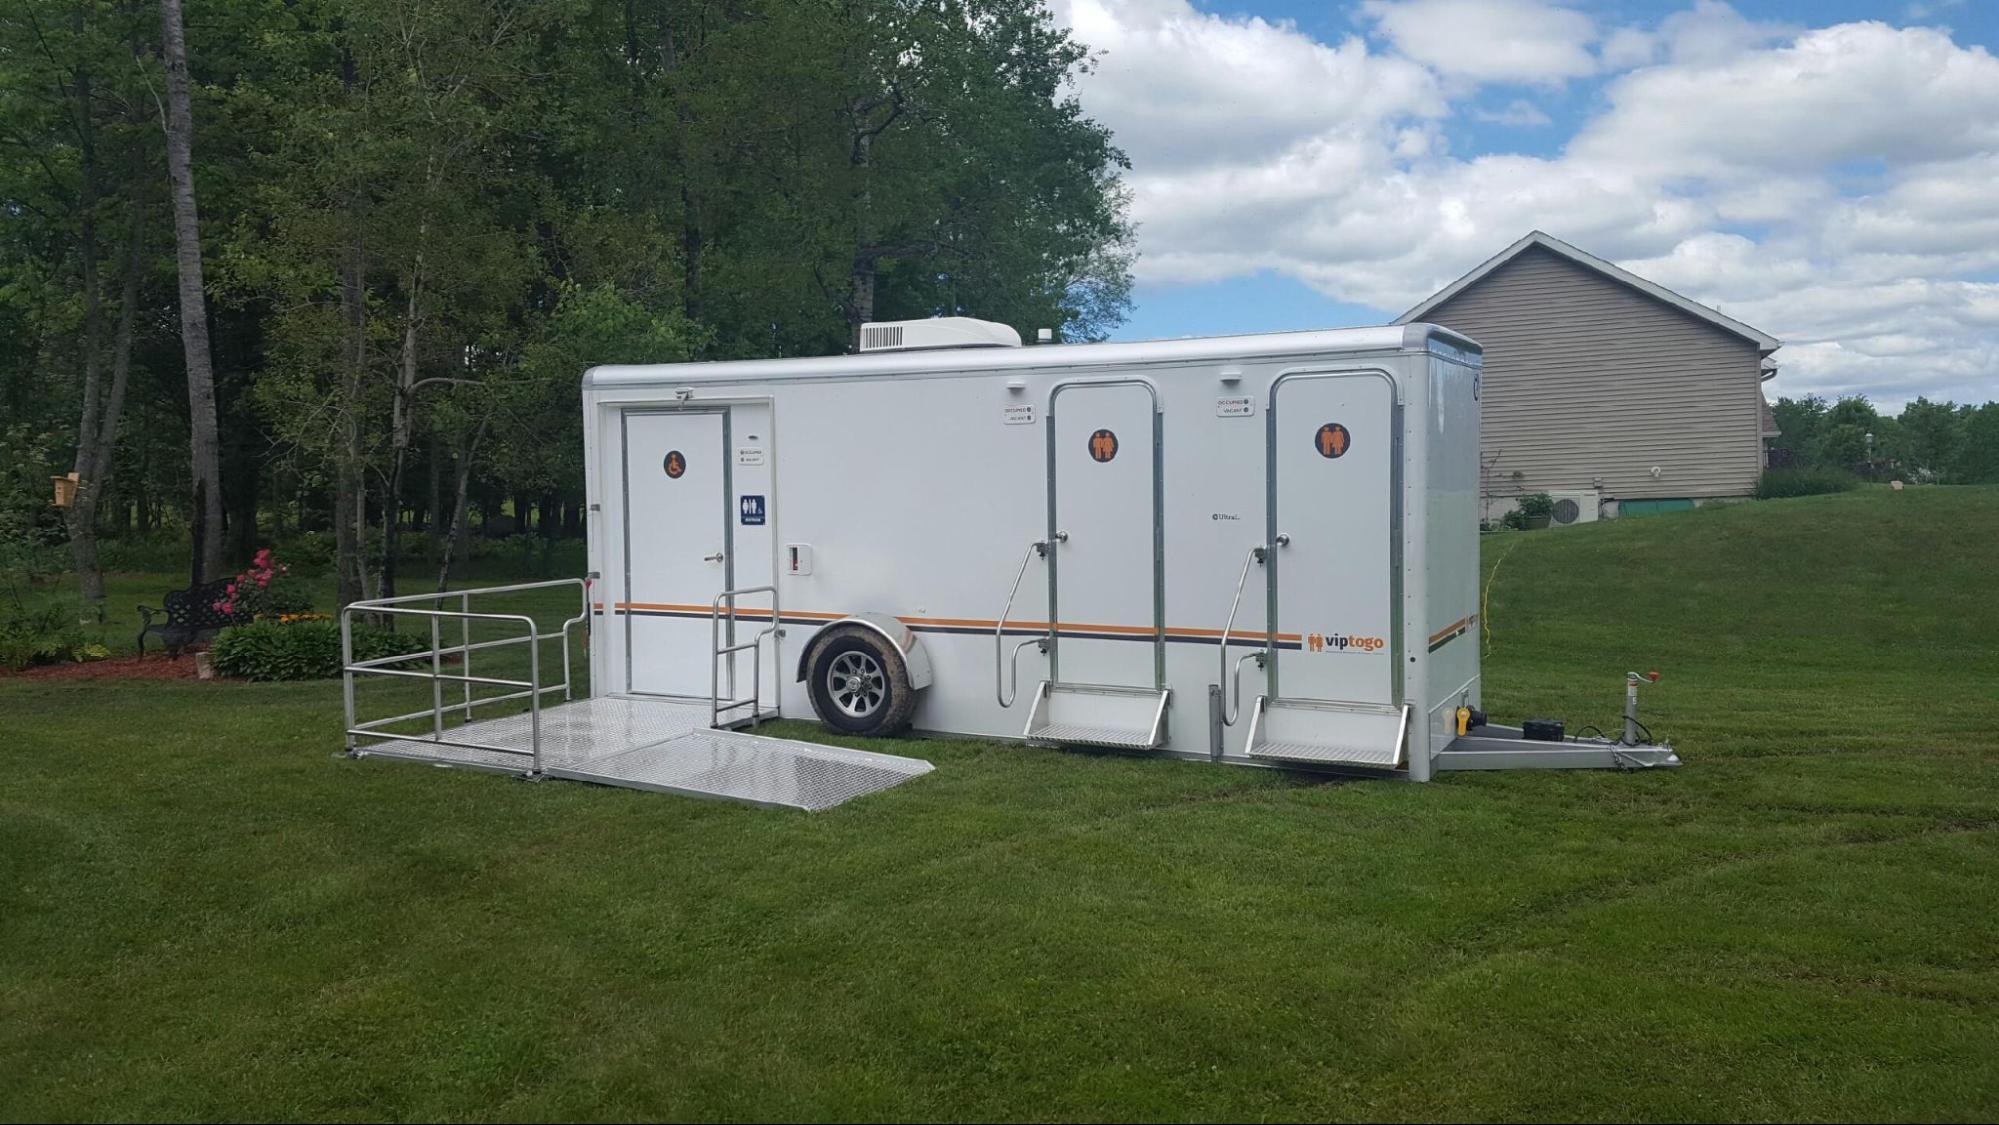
(1472, 98, 1552, 127)
(1598, 0, 1794, 68)
(1360, 0, 1598, 83)
(1571, 22, 1999, 178)
(1055, 0, 1999, 406)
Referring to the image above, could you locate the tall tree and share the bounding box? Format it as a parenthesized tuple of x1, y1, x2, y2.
(158, 0, 224, 582)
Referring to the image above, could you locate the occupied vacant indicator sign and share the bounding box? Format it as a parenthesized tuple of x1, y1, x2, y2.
(739, 494, 766, 525)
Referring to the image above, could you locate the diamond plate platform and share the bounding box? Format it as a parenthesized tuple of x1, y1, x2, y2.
(354, 695, 932, 810)
(1025, 721, 1160, 749)
(359, 695, 712, 772)
(547, 730, 933, 811)
(1249, 738, 1402, 766)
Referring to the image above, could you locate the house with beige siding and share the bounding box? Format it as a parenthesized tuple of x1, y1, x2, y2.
(1397, 231, 1780, 521)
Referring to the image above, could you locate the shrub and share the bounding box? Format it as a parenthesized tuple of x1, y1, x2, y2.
(1756, 467, 1861, 499)
(272, 531, 335, 577)
(212, 548, 313, 620)
(0, 600, 95, 671)
(210, 619, 426, 681)
(1515, 492, 1555, 520)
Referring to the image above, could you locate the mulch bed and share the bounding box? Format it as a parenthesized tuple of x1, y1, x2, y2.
(4, 652, 221, 682)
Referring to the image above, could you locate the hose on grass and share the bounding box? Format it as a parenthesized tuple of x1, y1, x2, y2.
(1480, 535, 1524, 657)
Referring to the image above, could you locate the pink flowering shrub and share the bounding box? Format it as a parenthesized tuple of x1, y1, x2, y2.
(212, 548, 313, 620)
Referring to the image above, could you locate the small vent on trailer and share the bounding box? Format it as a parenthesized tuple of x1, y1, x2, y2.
(856, 317, 1022, 353)
(861, 324, 904, 351)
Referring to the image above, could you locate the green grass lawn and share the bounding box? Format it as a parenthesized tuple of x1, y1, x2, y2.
(4, 488, 1998, 1121)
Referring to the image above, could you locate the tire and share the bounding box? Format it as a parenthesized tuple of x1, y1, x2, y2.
(806, 625, 917, 737)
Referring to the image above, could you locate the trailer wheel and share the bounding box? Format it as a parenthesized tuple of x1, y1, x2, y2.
(806, 626, 917, 737)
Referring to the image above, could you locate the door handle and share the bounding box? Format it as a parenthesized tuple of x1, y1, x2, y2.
(703, 552, 725, 563)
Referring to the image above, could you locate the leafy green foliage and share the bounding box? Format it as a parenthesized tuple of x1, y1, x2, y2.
(209, 619, 424, 681)
(1771, 394, 1999, 482)
(0, 599, 94, 671)
(1755, 466, 1861, 498)
(2, 0, 1133, 599)
(1515, 491, 1555, 519)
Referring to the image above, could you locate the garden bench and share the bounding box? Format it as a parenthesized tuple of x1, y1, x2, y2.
(136, 579, 238, 656)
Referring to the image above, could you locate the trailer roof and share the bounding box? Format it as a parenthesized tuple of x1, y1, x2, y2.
(583, 323, 1477, 389)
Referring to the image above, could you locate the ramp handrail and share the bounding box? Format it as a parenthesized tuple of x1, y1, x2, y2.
(710, 584, 780, 729)
(996, 536, 1057, 707)
(340, 578, 590, 775)
(1218, 544, 1269, 726)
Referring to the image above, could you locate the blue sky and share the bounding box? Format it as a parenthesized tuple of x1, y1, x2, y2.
(1065, 0, 1999, 406)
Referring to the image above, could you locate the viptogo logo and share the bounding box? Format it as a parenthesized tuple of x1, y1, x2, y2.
(1306, 631, 1385, 654)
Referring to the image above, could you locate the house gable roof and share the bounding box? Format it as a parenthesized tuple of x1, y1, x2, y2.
(1395, 230, 1781, 354)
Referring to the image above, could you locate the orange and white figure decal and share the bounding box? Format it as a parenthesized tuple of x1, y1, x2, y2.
(663, 449, 687, 479)
(1088, 428, 1119, 463)
(1313, 422, 1351, 459)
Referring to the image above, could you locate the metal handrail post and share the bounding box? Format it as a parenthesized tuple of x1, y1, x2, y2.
(460, 590, 473, 720)
(711, 593, 724, 727)
(340, 608, 357, 755)
(430, 614, 444, 741)
(528, 621, 543, 775)
(708, 585, 780, 727)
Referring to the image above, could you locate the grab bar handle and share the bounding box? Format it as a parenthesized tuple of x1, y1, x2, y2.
(995, 537, 1056, 707)
(1219, 544, 1269, 726)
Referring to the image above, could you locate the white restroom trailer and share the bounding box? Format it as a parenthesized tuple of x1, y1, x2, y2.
(581, 319, 1676, 781)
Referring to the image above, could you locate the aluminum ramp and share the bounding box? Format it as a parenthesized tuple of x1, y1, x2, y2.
(354, 696, 932, 811)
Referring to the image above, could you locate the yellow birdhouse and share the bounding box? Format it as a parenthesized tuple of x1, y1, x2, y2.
(51, 472, 79, 508)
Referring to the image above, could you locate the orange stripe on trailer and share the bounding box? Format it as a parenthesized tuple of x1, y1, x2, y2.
(1428, 616, 1470, 645)
(606, 602, 1302, 643)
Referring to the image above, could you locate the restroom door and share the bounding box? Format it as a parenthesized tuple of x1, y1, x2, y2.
(1268, 373, 1396, 704)
(622, 410, 728, 697)
(1048, 382, 1162, 688)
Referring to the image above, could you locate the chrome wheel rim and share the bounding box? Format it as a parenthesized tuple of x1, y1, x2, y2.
(826, 650, 887, 719)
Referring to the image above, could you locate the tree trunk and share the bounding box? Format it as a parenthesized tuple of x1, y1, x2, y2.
(159, 0, 225, 585)
(66, 42, 107, 612)
(378, 286, 420, 603)
(435, 419, 487, 591)
(847, 117, 875, 348)
(68, 210, 146, 613)
(333, 47, 367, 610)
(427, 432, 444, 550)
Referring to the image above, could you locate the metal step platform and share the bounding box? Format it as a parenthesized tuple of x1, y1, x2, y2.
(1246, 696, 1410, 769)
(353, 695, 932, 811)
(1023, 681, 1171, 750)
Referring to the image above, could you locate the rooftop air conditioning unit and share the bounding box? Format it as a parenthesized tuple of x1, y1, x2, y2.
(857, 316, 1022, 353)
(1548, 488, 1601, 526)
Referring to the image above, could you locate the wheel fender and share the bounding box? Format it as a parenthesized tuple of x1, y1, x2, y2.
(795, 612, 933, 690)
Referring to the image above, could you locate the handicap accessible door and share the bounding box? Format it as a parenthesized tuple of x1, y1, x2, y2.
(1267, 371, 1397, 704)
(1047, 381, 1163, 688)
(621, 409, 728, 697)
